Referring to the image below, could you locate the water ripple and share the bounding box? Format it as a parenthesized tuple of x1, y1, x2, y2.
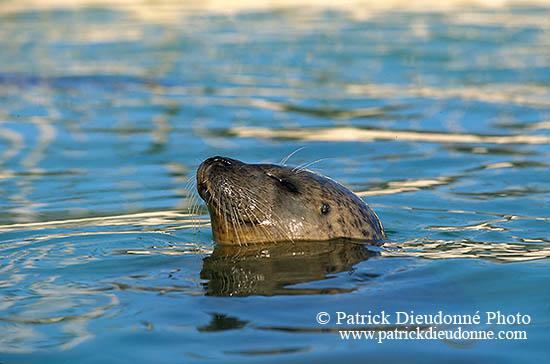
(383, 239, 550, 262)
(230, 126, 550, 144)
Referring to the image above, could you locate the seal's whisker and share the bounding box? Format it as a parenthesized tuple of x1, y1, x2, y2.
(231, 203, 244, 246)
(225, 191, 236, 244)
(217, 188, 225, 240)
(230, 184, 275, 241)
(242, 208, 260, 241)
(200, 182, 217, 237)
(189, 191, 198, 235)
(280, 147, 306, 165)
(207, 171, 292, 243)
(207, 175, 293, 244)
(242, 193, 290, 242)
(240, 204, 268, 242)
(238, 184, 295, 243)
(224, 208, 230, 243)
(232, 202, 243, 238)
(292, 158, 329, 174)
(190, 190, 202, 235)
(182, 176, 201, 235)
(214, 183, 221, 219)
(218, 184, 230, 243)
(223, 187, 243, 246)
(243, 204, 278, 243)
(181, 177, 192, 203)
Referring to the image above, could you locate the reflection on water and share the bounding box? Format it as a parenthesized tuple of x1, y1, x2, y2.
(0, 210, 207, 233)
(0, 282, 119, 352)
(230, 126, 550, 144)
(346, 83, 550, 108)
(384, 238, 550, 262)
(201, 240, 377, 296)
(0, 221, 208, 353)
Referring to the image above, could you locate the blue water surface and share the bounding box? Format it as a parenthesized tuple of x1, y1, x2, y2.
(0, 2, 549, 363)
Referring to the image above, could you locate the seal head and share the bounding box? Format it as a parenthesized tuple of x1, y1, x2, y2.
(197, 156, 385, 245)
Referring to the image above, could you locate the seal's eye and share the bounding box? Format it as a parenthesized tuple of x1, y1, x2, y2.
(321, 203, 330, 215)
(279, 179, 298, 193)
(267, 173, 298, 193)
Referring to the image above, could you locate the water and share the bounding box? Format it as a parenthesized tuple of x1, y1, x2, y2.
(0, 1, 549, 362)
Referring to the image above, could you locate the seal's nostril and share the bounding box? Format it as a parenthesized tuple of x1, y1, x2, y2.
(209, 156, 232, 166)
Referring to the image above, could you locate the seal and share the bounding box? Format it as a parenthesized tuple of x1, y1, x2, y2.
(196, 156, 385, 245)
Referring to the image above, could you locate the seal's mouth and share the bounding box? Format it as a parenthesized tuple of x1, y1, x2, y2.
(199, 184, 255, 226)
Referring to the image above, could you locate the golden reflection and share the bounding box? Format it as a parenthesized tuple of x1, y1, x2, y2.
(482, 162, 515, 169)
(452, 10, 550, 28)
(525, 121, 550, 130)
(14, 119, 58, 223)
(348, 83, 549, 108)
(231, 126, 550, 145)
(373, 205, 550, 262)
(0, 326, 38, 353)
(0, 125, 24, 164)
(244, 98, 394, 119)
(382, 239, 550, 262)
(0, 281, 119, 352)
(122, 242, 213, 256)
(427, 219, 508, 232)
(0, 210, 209, 232)
(23, 119, 56, 170)
(1, 0, 548, 22)
(380, 203, 550, 222)
(356, 177, 453, 197)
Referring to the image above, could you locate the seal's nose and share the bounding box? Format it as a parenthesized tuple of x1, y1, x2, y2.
(206, 156, 233, 166)
(197, 156, 241, 202)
